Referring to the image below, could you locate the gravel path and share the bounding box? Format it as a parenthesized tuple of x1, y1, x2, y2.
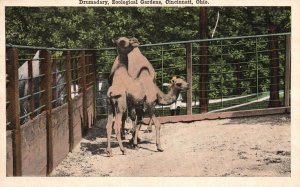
(50, 114, 290, 177)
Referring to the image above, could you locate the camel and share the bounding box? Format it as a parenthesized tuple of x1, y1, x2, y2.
(106, 36, 143, 156)
(106, 37, 189, 156)
(110, 37, 157, 140)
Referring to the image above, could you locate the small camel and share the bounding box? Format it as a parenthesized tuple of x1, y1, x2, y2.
(127, 77, 189, 152)
(106, 37, 189, 156)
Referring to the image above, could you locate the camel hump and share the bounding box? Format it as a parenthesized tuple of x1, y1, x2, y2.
(136, 66, 150, 78)
(128, 48, 156, 79)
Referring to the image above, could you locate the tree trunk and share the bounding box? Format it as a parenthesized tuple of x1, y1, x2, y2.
(268, 22, 281, 107)
(199, 7, 209, 113)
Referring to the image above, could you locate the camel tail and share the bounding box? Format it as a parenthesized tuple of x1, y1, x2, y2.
(107, 87, 122, 99)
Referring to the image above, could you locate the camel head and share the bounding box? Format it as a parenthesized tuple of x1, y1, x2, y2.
(112, 37, 140, 55)
(170, 78, 190, 91)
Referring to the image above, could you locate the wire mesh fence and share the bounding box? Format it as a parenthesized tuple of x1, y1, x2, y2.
(95, 33, 291, 119)
(5, 49, 96, 129)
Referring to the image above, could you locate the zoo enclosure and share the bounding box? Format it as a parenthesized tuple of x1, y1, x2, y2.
(6, 33, 291, 176)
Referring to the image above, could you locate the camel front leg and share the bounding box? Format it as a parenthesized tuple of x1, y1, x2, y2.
(152, 115, 164, 152)
(145, 117, 153, 133)
(133, 122, 142, 149)
(114, 113, 127, 155)
(121, 113, 127, 140)
(106, 113, 114, 157)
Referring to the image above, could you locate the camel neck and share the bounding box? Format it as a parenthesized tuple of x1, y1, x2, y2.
(118, 53, 129, 68)
(156, 85, 180, 106)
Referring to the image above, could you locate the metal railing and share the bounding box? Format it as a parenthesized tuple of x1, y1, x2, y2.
(94, 33, 291, 119)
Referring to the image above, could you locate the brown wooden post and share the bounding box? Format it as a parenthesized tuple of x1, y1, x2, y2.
(92, 51, 97, 124)
(284, 35, 291, 107)
(40, 50, 53, 175)
(79, 50, 88, 134)
(7, 48, 22, 176)
(268, 32, 280, 107)
(267, 15, 281, 108)
(52, 59, 57, 108)
(186, 43, 193, 115)
(28, 59, 34, 119)
(74, 57, 78, 88)
(65, 51, 74, 151)
(85, 55, 89, 85)
(199, 7, 209, 113)
(87, 55, 91, 85)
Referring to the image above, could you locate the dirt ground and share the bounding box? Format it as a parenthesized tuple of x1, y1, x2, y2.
(50, 114, 290, 177)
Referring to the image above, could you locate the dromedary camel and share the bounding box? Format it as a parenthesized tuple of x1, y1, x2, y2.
(106, 37, 189, 156)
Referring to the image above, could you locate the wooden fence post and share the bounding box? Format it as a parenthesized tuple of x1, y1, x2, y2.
(28, 59, 34, 119)
(65, 51, 74, 152)
(186, 43, 193, 115)
(7, 47, 22, 176)
(40, 50, 53, 175)
(92, 51, 97, 124)
(284, 35, 291, 107)
(52, 59, 57, 108)
(268, 26, 281, 108)
(79, 50, 88, 134)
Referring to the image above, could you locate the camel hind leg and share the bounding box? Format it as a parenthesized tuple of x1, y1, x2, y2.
(132, 121, 142, 149)
(106, 113, 114, 157)
(114, 113, 127, 155)
(131, 108, 144, 149)
(152, 115, 164, 152)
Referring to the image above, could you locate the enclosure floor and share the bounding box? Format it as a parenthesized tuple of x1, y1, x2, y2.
(50, 114, 290, 177)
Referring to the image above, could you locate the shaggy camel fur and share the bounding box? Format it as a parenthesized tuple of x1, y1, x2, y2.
(106, 37, 189, 156)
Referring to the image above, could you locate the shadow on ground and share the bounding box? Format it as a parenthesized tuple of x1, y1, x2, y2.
(84, 126, 107, 141)
(80, 126, 157, 156)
